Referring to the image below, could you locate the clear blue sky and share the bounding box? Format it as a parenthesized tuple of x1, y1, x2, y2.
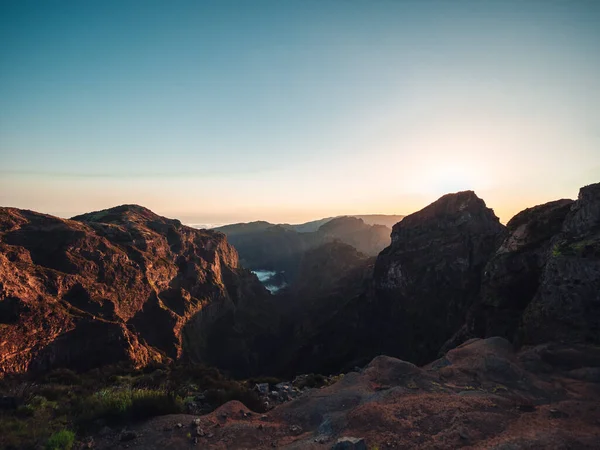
(1, 0, 599, 224)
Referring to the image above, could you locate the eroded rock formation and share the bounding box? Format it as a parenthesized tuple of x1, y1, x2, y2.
(0, 205, 274, 377)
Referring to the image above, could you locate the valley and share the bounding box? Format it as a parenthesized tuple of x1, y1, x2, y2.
(1, 183, 599, 449)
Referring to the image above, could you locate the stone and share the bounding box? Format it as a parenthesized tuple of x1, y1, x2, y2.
(120, 431, 137, 442)
(254, 383, 269, 394)
(332, 437, 367, 450)
(549, 409, 569, 418)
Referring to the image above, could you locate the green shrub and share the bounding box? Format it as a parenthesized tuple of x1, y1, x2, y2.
(46, 430, 75, 450)
(75, 388, 183, 425)
(129, 389, 183, 419)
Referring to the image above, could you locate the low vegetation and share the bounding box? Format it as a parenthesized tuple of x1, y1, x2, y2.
(0, 363, 266, 449)
(45, 430, 75, 450)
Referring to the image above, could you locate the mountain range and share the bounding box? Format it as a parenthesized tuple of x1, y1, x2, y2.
(1, 184, 599, 449)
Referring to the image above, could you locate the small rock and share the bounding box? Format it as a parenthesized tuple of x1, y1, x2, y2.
(207, 433, 214, 438)
(458, 429, 469, 440)
(516, 404, 536, 412)
(196, 427, 206, 437)
(289, 424, 302, 434)
(192, 418, 201, 426)
(332, 437, 367, 450)
(176, 423, 183, 428)
(549, 409, 569, 418)
(254, 383, 269, 394)
(120, 431, 137, 442)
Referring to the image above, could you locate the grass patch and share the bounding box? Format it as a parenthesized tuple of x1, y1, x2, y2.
(75, 388, 183, 425)
(46, 430, 75, 450)
(0, 362, 271, 448)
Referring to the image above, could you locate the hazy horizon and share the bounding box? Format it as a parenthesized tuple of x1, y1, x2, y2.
(2, 1, 599, 224)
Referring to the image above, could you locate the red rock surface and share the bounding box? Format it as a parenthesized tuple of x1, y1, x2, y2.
(0, 205, 273, 376)
(92, 338, 600, 449)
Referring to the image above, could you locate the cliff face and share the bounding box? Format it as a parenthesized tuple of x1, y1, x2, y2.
(447, 182, 600, 351)
(0, 205, 273, 377)
(444, 199, 574, 348)
(520, 183, 600, 345)
(372, 191, 505, 363)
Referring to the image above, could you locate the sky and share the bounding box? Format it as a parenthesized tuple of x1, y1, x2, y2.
(1, 0, 599, 225)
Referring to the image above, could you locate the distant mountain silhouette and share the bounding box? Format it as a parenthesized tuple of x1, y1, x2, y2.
(213, 214, 405, 234)
(214, 215, 396, 281)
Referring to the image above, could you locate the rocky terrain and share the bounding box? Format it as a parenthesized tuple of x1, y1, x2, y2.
(90, 338, 600, 449)
(448, 182, 600, 352)
(0, 205, 277, 378)
(1, 183, 599, 449)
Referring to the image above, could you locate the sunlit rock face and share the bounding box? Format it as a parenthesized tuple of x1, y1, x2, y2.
(372, 191, 505, 364)
(0, 205, 275, 377)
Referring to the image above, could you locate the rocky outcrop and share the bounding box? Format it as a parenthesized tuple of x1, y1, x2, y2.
(0, 205, 274, 377)
(520, 183, 600, 345)
(448, 182, 600, 351)
(372, 191, 505, 364)
(445, 199, 574, 348)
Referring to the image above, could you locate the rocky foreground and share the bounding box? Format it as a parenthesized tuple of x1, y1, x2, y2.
(91, 337, 600, 449)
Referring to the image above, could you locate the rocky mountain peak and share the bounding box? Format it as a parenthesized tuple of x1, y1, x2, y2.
(71, 204, 170, 227)
(497, 199, 574, 254)
(318, 216, 366, 233)
(562, 182, 600, 236)
(391, 190, 503, 246)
